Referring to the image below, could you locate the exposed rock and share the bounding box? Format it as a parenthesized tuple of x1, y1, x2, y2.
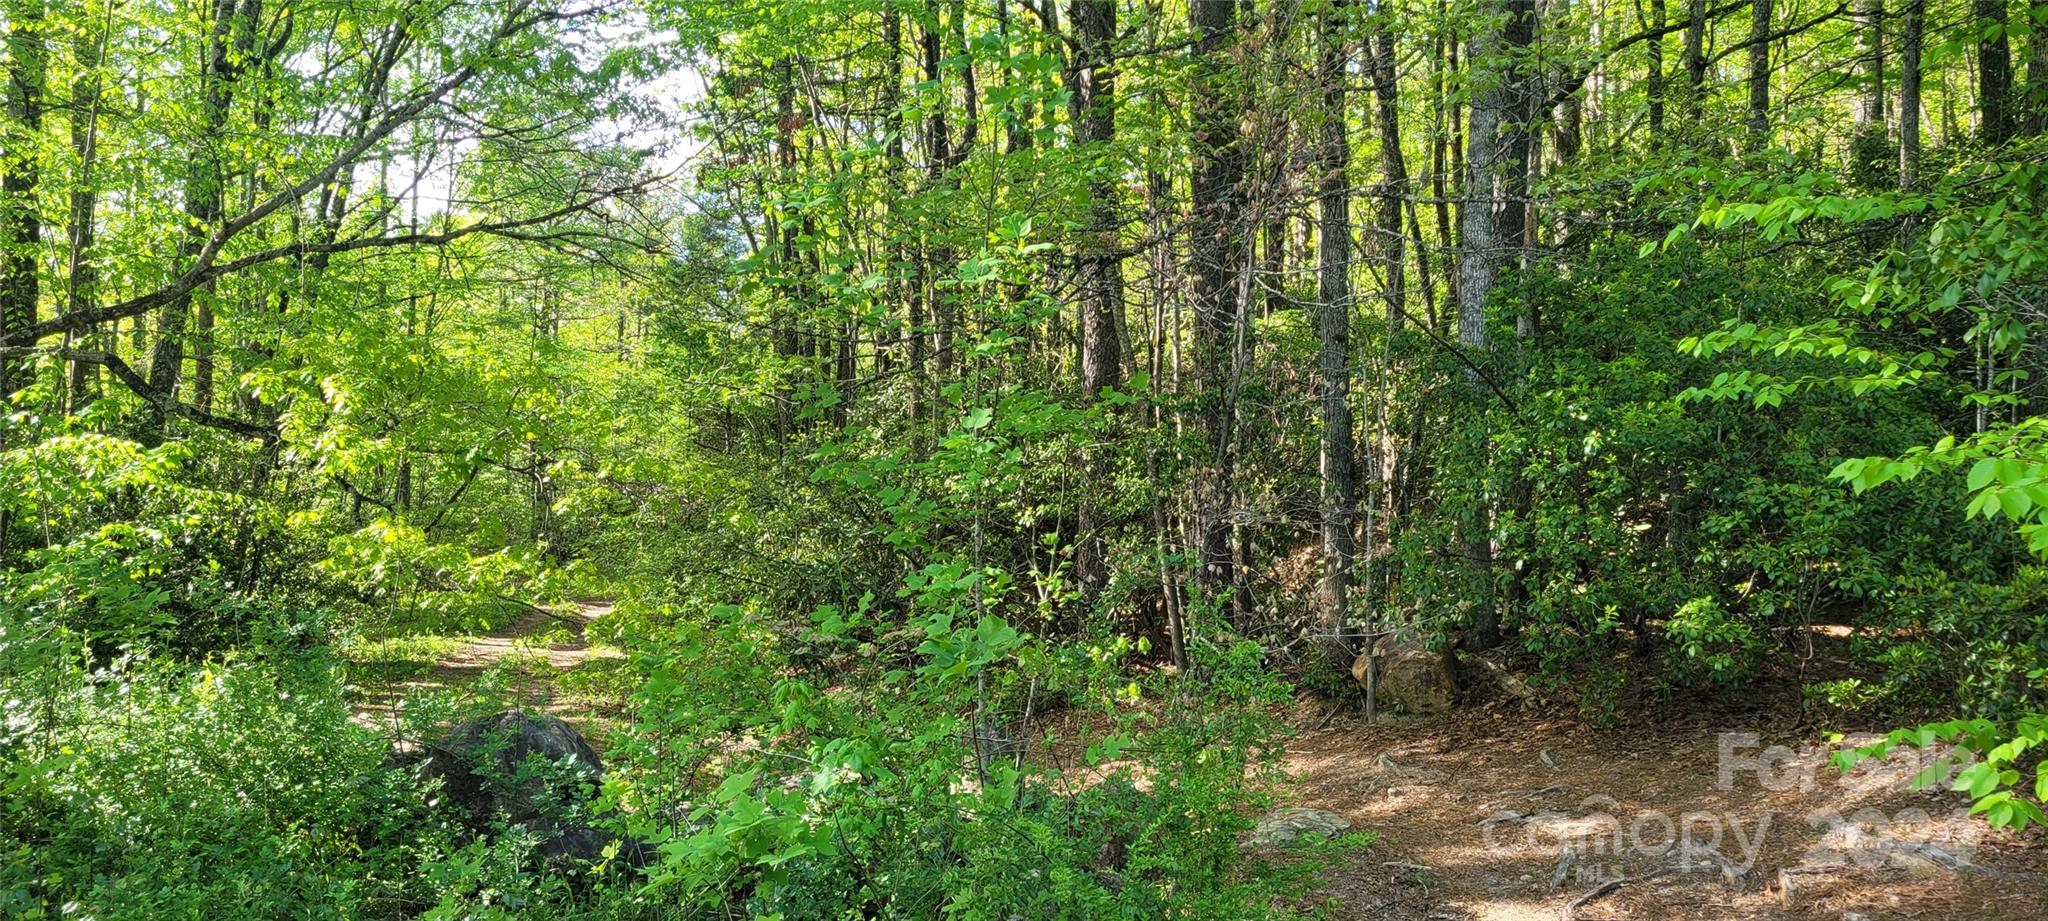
(1351, 638, 1456, 714)
(421, 711, 644, 867)
(1244, 806, 1353, 849)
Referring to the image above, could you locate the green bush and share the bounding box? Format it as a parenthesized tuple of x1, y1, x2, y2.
(0, 650, 462, 919)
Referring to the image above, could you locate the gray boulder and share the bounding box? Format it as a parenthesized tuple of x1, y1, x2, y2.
(421, 711, 644, 867)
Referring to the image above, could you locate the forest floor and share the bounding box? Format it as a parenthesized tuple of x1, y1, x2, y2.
(342, 609, 2048, 919)
(1281, 706, 2048, 920)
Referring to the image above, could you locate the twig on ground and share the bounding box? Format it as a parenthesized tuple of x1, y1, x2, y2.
(1560, 868, 1670, 920)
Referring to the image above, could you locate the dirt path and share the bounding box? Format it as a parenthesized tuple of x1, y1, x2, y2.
(348, 600, 624, 745)
(1282, 712, 2048, 921)
(343, 612, 2046, 918)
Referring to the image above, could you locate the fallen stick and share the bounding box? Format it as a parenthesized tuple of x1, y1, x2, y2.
(1559, 868, 1670, 920)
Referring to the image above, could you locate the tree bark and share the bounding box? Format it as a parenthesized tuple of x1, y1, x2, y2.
(1856, 0, 1886, 131)
(62, 15, 106, 410)
(1317, 0, 1357, 674)
(1648, 0, 1667, 136)
(1070, 0, 1122, 597)
(1900, 0, 1923, 187)
(1190, 0, 1250, 615)
(2024, 1, 2048, 135)
(1456, 0, 1532, 650)
(1976, 0, 2014, 144)
(2, 0, 44, 403)
(1682, 0, 1707, 123)
(147, 0, 258, 404)
(1748, 0, 1774, 140)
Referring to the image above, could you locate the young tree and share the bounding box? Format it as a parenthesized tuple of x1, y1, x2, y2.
(1901, 0, 1924, 186)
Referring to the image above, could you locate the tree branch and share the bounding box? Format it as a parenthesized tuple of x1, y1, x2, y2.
(1545, 1, 1753, 111)
(2, 348, 281, 441)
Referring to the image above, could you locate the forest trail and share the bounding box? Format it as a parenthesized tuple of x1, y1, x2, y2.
(1281, 713, 2048, 921)
(341, 613, 2048, 919)
(346, 600, 627, 747)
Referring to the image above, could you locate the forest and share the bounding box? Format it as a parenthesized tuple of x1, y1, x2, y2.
(2, 0, 2047, 916)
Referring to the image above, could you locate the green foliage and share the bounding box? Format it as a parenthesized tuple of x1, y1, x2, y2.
(1672, 142, 2048, 828)
(0, 650, 460, 919)
(1662, 596, 1762, 686)
(1834, 713, 2048, 831)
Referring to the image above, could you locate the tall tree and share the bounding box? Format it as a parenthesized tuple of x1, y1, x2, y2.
(62, 5, 108, 409)
(1070, 0, 1122, 596)
(1, 0, 43, 403)
(1316, 0, 1355, 672)
(1856, 0, 1886, 131)
(2025, 1, 2048, 135)
(1457, 0, 1531, 649)
(1648, 0, 1667, 136)
(1901, 0, 1924, 186)
(1748, 0, 1774, 139)
(147, 0, 259, 404)
(1681, 0, 1707, 123)
(1976, 0, 2014, 144)
(1190, 0, 1250, 614)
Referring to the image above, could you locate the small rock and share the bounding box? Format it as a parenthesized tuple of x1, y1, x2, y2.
(1245, 807, 1352, 848)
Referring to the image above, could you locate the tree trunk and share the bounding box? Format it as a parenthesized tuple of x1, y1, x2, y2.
(1317, 0, 1356, 675)
(1644, 0, 1667, 137)
(1976, 0, 2014, 144)
(2, 0, 43, 403)
(1682, 0, 1707, 124)
(147, 0, 258, 403)
(2024, 1, 2048, 135)
(922, 0, 956, 384)
(1458, 0, 1526, 650)
(1190, 0, 1250, 614)
(1856, 0, 1886, 130)
(1748, 0, 1774, 140)
(1900, 0, 1924, 187)
(1070, 0, 1122, 597)
(62, 17, 105, 410)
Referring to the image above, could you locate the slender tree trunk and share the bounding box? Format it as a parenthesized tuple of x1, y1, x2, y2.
(1498, 0, 1537, 289)
(1, 0, 44, 404)
(1647, 0, 1667, 136)
(773, 56, 801, 440)
(1458, 0, 1526, 650)
(1071, 0, 1122, 402)
(1856, 0, 1886, 130)
(922, 0, 956, 385)
(148, 0, 257, 404)
(1900, 0, 1924, 188)
(62, 17, 105, 410)
(1748, 0, 1774, 140)
(1317, 0, 1356, 675)
(1976, 0, 2014, 144)
(2024, 2, 2048, 135)
(1682, 0, 1707, 124)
